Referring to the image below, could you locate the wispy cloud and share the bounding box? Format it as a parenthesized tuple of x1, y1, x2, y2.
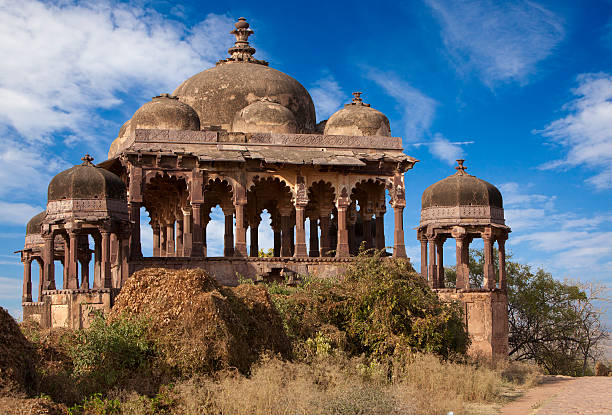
(0, 201, 43, 226)
(0, 276, 21, 300)
(366, 69, 437, 140)
(424, 0, 564, 86)
(537, 73, 612, 189)
(309, 74, 345, 122)
(427, 134, 469, 164)
(500, 182, 612, 278)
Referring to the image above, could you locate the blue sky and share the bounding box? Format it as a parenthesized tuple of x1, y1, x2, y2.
(1, 0, 611, 326)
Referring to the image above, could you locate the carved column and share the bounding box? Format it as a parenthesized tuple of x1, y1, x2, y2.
(393, 204, 407, 258)
(182, 209, 192, 257)
(498, 236, 507, 290)
(152, 222, 160, 256)
(436, 237, 445, 288)
(36, 259, 44, 301)
(79, 259, 89, 290)
(319, 210, 332, 257)
(43, 235, 55, 290)
(309, 217, 319, 257)
(159, 222, 167, 256)
(273, 229, 281, 257)
(166, 221, 175, 257)
(224, 212, 234, 257)
(280, 211, 292, 257)
(93, 233, 101, 288)
(202, 213, 210, 257)
(348, 205, 358, 255)
(336, 194, 350, 258)
(483, 234, 496, 290)
(362, 214, 373, 250)
(234, 201, 247, 257)
(294, 205, 308, 258)
(128, 202, 142, 259)
(427, 235, 436, 288)
(420, 237, 428, 278)
(455, 236, 467, 289)
(250, 217, 260, 257)
(120, 234, 130, 286)
(375, 211, 385, 251)
(191, 203, 203, 257)
(176, 214, 184, 257)
(22, 257, 32, 302)
(66, 231, 78, 289)
(100, 230, 112, 289)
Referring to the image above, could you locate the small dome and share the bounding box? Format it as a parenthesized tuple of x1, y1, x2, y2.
(421, 160, 503, 209)
(26, 211, 46, 235)
(231, 99, 298, 133)
(130, 94, 200, 132)
(108, 119, 131, 159)
(48, 155, 126, 202)
(173, 18, 315, 133)
(324, 92, 391, 137)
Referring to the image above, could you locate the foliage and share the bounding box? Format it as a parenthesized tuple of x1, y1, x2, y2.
(271, 250, 470, 359)
(69, 313, 156, 388)
(258, 248, 274, 257)
(447, 249, 610, 376)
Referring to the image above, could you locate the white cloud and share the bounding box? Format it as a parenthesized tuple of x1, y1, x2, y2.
(538, 73, 612, 189)
(366, 69, 437, 140)
(427, 134, 468, 164)
(309, 75, 345, 122)
(0, 0, 232, 144)
(0, 276, 21, 300)
(0, 201, 44, 226)
(425, 0, 564, 85)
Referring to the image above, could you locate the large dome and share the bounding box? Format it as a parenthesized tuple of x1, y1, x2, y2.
(48, 155, 126, 202)
(173, 18, 315, 133)
(324, 92, 391, 137)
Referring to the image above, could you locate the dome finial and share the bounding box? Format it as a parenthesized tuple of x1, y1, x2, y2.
(81, 154, 94, 166)
(218, 17, 267, 65)
(455, 159, 467, 175)
(346, 91, 370, 108)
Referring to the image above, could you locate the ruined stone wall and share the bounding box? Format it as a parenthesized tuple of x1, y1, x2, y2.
(437, 289, 509, 360)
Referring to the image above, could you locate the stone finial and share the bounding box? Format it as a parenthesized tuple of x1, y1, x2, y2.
(81, 154, 94, 166)
(216, 17, 267, 65)
(455, 159, 467, 175)
(345, 91, 371, 108)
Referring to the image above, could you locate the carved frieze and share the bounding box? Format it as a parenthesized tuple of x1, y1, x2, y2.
(420, 205, 505, 226)
(46, 199, 129, 221)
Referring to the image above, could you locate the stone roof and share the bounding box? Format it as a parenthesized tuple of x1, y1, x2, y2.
(421, 160, 503, 209)
(26, 211, 45, 235)
(324, 92, 391, 137)
(48, 155, 127, 202)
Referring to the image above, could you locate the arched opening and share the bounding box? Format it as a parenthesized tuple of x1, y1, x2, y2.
(203, 178, 234, 257)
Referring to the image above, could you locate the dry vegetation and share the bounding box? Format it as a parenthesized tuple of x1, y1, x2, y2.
(4, 257, 544, 414)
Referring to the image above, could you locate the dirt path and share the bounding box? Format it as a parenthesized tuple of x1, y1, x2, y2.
(499, 376, 612, 415)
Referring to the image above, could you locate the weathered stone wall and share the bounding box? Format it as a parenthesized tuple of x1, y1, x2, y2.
(437, 289, 509, 360)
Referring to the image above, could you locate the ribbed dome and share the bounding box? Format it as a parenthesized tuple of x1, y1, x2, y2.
(231, 99, 298, 133)
(108, 119, 131, 159)
(324, 92, 391, 137)
(48, 155, 126, 202)
(172, 18, 315, 133)
(131, 94, 200, 132)
(26, 211, 45, 235)
(422, 162, 503, 209)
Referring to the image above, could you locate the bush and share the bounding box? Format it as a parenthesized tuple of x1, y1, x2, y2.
(271, 251, 470, 360)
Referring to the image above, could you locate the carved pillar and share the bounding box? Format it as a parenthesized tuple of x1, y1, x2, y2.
(22, 257, 32, 302)
(129, 202, 142, 259)
(309, 217, 319, 257)
(175, 214, 183, 257)
(280, 212, 292, 257)
(234, 201, 247, 257)
(93, 233, 101, 288)
(79, 259, 89, 290)
(159, 222, 167, 256)
(393, 204, 406, 258)
(191, 203, 203, 257)
(152, 222, 160, 256)
(294, 205, 308, 258)
(375, 212, 385, 251)
(348, 206, 358, 255)
(37, 259, 44, 301)
(250, 218, 260, 257)
(120, 235, 129, 286)
(420, 237, 428, 278)
(43, 235, 55, 290)
(66, 232, 78, 289)
(455, 236, 467, 289)
(436, 237, 445, 288)
(319, 210, 332, 257)
(100, 230, 112, 289)
(427, 235, 436, 288)
(362, 214, 373, 250)
(273, 228, 281, 257)
(202, 214, 210, 257)
(335, 205, 349, 258)
(182, 209, 192, 257)
(483, 234, 496, 290)
(166, 221, 175, 257)
(224, 213, 234, 257)
(498, 236, 507, 290)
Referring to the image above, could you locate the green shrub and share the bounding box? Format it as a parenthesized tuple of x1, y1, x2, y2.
(69, 313, 156, 388)
(271, 251, 469, 360)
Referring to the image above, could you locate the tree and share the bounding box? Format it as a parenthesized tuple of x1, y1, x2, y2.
(446, 249, 609, 376)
